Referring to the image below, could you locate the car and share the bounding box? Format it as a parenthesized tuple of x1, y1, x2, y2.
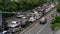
(8, 21, 19, 27)
(29, 17, 36, 22)
(16, 15, 24, 18)
(7, 21, 21, 32)
(1, 31, 8, 34)
(22, 16, 26, 19)
(40, 17, 47, 24)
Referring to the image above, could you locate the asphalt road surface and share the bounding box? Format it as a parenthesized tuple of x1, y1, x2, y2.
(55, 28, 60, 34)
(24, 8, 58, 34)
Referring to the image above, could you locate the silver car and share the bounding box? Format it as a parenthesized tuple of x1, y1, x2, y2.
(40, 17, 47, 24)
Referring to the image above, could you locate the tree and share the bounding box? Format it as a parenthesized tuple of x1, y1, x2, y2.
(17, 0, 46, 11)
(0, 0, 46, 12)
(50, 23, 58, 34)
(0, 6, 4, 11)
(50, 16, 60, 34)
(56, 3, 60, 13)
(51, 23, 58, 30)
(0, 0, 3, 5)
(7, 2, 19, 12)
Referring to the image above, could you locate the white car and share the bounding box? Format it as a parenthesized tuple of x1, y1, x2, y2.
(1, 31, 8, 34)
(8, 21, 19, 27)
(16, 15, 24, 18)
(51, 5, 54, 8)
(29, 17, 36, 22)
(8, 21, 20, 32)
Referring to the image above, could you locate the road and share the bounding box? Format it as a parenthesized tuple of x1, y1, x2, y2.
(55, 28, 60, 34)
(24, 8, 57, 34)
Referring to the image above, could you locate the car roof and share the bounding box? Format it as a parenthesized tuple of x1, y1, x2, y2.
(2, 31, 7, 33)
(40, 17, 46, 21)
(12, 21, 17, 24)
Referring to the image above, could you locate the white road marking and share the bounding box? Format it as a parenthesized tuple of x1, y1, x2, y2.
(37, 23, 48, 34)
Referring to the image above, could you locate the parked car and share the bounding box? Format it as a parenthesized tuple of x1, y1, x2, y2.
(7, 21, 20, 32)
(29, 17, 36, 22)
(16, 15, 24, 18)
(1, 31, 8, 34)
(35, 7, 41, 12)
(8, 21, 19, 27)
(40, 17, 47, 24)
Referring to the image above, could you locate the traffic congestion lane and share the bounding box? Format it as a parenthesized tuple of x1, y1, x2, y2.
(23, 19, 44, 34)
(24, 8, 56, 34)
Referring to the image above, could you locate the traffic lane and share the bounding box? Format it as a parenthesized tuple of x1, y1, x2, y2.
(37, 9, 56, 34)
(28, 23, 43, 34)
(24, 19, 44, 34)
(37, 14, 52, 34)
(38, 21, 52, 34)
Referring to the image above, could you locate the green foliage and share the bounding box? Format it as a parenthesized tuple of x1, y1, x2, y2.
(0, 0, 2, 4)
(2, 13, 14, 18)
(56, 3, 60, 13)
(0, 6, 4, 11)
(51, 23, 58, 30)
(0, 0, 47, 12)
(51, 16, 60, 30)
(7, 2, 19, 11)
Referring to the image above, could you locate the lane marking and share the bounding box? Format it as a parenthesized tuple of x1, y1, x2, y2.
(37, 23, 48, 34)
(24, 23, 39, 33)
